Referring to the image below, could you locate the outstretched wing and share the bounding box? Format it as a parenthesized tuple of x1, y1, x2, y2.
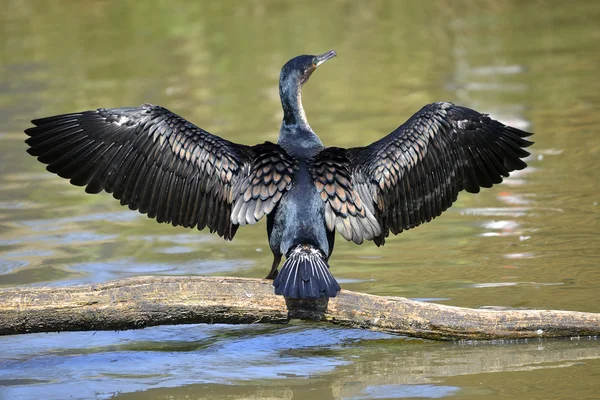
(25, 104, 296, 239)
(313, 102, 533, 245)
(309, 148, 380, 244)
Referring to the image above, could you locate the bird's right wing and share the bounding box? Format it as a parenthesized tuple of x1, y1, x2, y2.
(25, 104, 296, 240)
(347, 102, 533, 245)
(311, 102, 533, 246)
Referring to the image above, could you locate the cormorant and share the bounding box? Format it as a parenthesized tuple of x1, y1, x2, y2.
(24, 50, 533, 299)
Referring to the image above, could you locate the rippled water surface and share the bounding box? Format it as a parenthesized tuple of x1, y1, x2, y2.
(1, 1, 599, 399)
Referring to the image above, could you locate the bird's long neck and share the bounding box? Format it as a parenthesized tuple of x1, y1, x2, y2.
(280, 79, 310, 130)
(278, 76, 323, 153)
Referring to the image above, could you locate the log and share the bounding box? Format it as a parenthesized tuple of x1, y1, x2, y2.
(1, 276, 599, 340)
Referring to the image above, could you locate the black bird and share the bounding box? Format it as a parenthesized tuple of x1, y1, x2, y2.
(24, 50, 533, 299)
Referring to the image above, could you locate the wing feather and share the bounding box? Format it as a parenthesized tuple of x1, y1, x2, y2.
(345, 102, 533, 245)
(25, 104, 296, 240)
(309, 148, 381, 244)
(310, 102, 533, 245)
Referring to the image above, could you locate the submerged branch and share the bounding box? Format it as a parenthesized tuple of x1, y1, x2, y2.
(1, 276, 599, 340)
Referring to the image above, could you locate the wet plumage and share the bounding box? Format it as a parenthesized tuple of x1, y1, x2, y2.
(25, 50, 533, 299)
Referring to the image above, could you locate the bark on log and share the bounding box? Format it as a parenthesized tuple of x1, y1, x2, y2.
(1, 276, 599, 340)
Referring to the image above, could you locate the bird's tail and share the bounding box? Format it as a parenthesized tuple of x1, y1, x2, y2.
(273, 244, 340, 299)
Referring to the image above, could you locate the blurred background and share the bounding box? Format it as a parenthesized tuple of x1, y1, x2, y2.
(0, 0, 599, 399)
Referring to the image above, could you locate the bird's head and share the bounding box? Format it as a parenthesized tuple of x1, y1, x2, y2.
(279, 50, 337, 89)
(278, 50, 336, 128)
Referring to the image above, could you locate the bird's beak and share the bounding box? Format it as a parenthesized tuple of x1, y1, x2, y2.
(315, 50, 337, 67)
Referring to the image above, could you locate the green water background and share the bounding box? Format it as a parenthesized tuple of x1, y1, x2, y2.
(1, 1, 599, 399)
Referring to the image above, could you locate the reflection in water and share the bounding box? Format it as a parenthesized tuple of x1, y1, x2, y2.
(1, 324, 599, 400)
(1, 0, 600, 399)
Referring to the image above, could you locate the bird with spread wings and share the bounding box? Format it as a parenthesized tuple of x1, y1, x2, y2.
(25, 51, 532, 299)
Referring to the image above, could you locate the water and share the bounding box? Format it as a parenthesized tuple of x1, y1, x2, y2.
(1, 0, 599, 398)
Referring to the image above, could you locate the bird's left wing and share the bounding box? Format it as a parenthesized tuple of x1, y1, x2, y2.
(25, 104, 296, 240)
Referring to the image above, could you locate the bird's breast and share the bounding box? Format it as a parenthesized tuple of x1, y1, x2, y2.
(272, 161, 329, 255)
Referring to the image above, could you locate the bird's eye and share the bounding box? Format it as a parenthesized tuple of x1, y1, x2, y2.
(312, 60, 317, 66)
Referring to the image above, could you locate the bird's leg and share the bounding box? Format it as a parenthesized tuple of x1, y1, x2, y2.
(265, 254, 282, 279)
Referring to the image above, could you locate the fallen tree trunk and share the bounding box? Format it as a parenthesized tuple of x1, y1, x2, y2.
(1, 276, 599, 340)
